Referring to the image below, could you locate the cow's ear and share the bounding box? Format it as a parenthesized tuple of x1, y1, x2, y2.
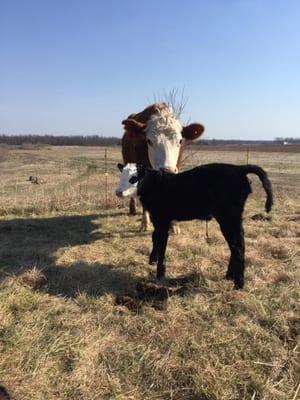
(182, 123, 205, 140)
(117, 163, 124, 172)
(131, 102, 168, 123)
(122, 119, 146, 134)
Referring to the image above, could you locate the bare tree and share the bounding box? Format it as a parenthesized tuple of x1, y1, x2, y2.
(150, 88, 188, 119)
(164, 88, 188, 119)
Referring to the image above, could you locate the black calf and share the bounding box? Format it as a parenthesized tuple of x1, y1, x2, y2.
(132, 163, 273, 289)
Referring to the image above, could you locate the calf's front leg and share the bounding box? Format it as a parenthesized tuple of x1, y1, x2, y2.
(149, 229, 158, 265)
(129, 197, 137, 215)
(140, 209, 151, 231)
(151, 220, 170, 279)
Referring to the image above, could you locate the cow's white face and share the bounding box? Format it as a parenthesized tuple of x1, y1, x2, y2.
(116, 163, 138, 198)
(145, 108, 182, 173)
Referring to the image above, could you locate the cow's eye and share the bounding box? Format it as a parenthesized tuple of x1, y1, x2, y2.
(179, 139, 183, 144)
(147, 139, 153, 146)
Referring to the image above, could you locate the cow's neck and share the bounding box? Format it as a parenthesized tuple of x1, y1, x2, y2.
(176, 140, 188, 171)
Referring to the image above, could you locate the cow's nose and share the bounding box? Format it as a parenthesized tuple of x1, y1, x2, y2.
(115, 190, 123, 198)
(159, 167, 177, 174)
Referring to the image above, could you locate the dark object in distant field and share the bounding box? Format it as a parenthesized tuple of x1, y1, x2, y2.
(27, 176, 46, 184)
(0, 385, 10, 400)
(28, 175, 38, 184)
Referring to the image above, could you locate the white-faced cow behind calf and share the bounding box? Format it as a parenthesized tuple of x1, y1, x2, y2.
(116, 163, 273, 289)
(119, 102, 205, 230)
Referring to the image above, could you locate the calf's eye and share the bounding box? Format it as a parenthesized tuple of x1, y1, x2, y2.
(129, 176, 139, 184)
(147, 139, 153, 146)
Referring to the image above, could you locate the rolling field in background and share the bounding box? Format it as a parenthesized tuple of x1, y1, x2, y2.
(0, 144, 299, 400)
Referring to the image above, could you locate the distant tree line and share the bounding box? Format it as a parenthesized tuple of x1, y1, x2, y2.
(196, 138, 300, 145)
(0, 134, 299, 147)
(274, 137, 300, 144)
(0, 135, 121, 146)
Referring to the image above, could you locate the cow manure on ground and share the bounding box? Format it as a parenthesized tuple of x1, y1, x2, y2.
(166, 272, 200, 287)
(0, 385, 10, 400)
(115, 294, 145, 312)
(251, 213, 272, 221)
(115, 273, 201, 312)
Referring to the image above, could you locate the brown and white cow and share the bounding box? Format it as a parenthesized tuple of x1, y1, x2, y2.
(119, 102, 205, 230)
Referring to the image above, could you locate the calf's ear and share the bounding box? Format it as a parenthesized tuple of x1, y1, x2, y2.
(117, 163, 124, 172)
(137, 165, 147, 179)
(182, 123, 205, 140)
(122, 119, 146, 134)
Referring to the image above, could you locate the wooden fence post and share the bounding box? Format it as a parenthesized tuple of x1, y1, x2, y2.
(105, 148, 108, 209)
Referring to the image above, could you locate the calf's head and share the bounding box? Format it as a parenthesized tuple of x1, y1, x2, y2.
(122, 103, 204, 173)
(117, 163, 165, 206)
(116, 163, 139, 198)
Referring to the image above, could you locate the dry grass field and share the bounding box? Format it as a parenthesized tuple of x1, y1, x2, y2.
(0, 144, 299, 400)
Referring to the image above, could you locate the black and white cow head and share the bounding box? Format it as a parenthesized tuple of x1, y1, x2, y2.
(116, 163, 144, 198)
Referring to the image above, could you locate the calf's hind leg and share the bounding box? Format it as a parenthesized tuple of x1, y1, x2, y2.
(217, 216, 245, 289)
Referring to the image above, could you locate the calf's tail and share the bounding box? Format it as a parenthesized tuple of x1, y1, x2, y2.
(242, 164, 273, 213)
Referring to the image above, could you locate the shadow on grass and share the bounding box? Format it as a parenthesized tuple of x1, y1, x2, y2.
(43, 262, 138, 298)
(0, 214, 100, 268)
(0, 214, 135, 283)
(0, 213, 143, 298)
(96, 211, 132, 218)
(0, 213, 203, 302)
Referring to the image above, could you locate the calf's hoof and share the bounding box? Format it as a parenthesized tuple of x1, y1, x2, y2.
(149, 254, 157, 265)
(234, 277, 244, 290)
(225, 271, 235, 281)
(139, 223, 149, 232)
(156, 270, 166, 280)
(129, 210, 137, 216)
(170, 223, 181, 235)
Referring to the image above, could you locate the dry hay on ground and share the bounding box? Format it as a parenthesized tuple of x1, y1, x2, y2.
(0, 146, 299, 399)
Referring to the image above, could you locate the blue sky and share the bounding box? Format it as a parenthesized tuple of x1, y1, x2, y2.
(1, 0, 299, 139)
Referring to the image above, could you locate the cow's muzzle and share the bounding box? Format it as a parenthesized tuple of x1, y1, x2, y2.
(159, 167, 178, 174)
